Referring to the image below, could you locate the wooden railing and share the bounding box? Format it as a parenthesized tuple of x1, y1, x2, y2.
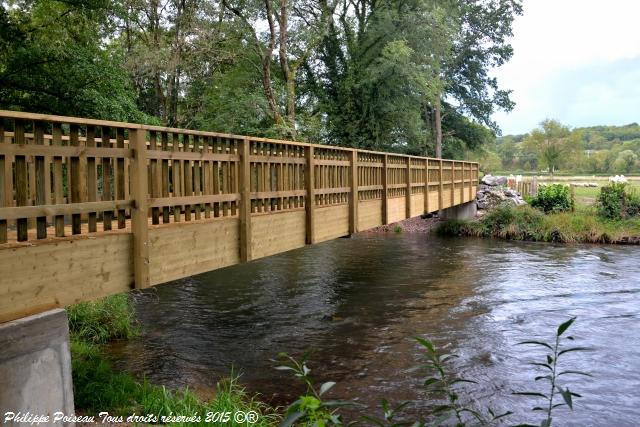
(0, 110, 478, 322)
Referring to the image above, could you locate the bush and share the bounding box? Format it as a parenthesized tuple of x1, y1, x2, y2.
(530, 184, 573, 213)
(596, 182, 640, 219)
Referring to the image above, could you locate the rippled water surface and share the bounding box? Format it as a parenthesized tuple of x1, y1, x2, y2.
(110, 235, 640, 425)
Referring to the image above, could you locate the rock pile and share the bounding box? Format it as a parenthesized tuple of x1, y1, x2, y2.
(476, 174, 526, 210)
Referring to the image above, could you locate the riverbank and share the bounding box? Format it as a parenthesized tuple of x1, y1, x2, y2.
(438, 204, 640, 244)
(69, 295, 279, 426)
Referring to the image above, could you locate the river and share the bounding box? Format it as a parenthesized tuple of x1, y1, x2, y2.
(109, 234, 640, 426)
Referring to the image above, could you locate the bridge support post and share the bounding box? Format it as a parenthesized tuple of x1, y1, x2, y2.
(0, 309, 74, 426)
(239, 138, 252, 262)
(424, 158, 430, 214)
(405, 157, 411, 219)
(305, 146, 315, 244)
(349, 150, 358, 234)
(130, 128, 150, 289)
(382, 154, 388, 224)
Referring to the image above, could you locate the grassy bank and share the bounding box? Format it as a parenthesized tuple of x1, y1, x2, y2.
(438, 203, 640, 244)
(69, 295, 279, 426)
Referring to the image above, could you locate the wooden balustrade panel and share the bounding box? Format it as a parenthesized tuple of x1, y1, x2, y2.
(0, 117, 134, 244)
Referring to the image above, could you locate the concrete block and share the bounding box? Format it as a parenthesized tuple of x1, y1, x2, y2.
(440, 200, 477, 220)
(0, 309, 74, 426)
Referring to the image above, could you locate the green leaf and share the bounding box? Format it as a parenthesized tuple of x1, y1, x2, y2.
(432, 404, 453, 414)
(491, 410, 513, 420)
(319, 381, 336, 396)
(518, 340, 553, 350)
(546, 355, 553, 365)
(274, 366, 296, 371)
(557, 370, 593, 377)
(534, 375, 552, 382)
(414, 337, 435, 353)
(423, 377, 440, 387)
(557, 317, 576, 337)
(529, 362, 553, 371)
(513, 391, 549, 398)
(557, 386, 573, 410)
(558, 347, 591, 356)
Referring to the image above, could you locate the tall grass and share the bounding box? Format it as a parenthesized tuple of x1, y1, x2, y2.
(68, 293, 138, 344)
(437, 203, 640, 244)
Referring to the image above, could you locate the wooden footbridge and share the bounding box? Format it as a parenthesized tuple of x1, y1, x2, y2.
(0, 111, 478, 323)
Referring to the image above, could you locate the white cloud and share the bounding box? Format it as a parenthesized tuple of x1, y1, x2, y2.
(491, 0, 640, 134)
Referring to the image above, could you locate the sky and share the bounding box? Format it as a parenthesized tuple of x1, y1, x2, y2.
(491, 0, 640, 136)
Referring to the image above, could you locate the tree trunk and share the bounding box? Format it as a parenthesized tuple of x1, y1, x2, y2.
(261, 56, 284, 126)
(433, 98, 442, 158)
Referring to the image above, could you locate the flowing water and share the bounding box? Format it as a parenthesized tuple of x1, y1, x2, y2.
(110, 235, 640, 426)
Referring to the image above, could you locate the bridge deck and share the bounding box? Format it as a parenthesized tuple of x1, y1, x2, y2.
(0, 111, 478, 323)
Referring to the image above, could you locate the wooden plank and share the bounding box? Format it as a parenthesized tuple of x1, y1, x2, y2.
(0, 120, 6, 243)
(116, 128, 126, 229)
(0, 144, 133, 159)
(101, 127, 113, 231)
(160, 132, 170, 223)
(349, 150, 358, 234)
(148, 193, 238, 209)
(0, 200, 133, 220)
(149, 132, 160, 225)
(86, 126, 98, 232)
(129, 128, 149, 289)
(305, 146, 315, 244)
(69, 124, 83, 235)
(239, 139, 252, 262)
(34, 122, 47, 239)
(14, 120, 28, 241)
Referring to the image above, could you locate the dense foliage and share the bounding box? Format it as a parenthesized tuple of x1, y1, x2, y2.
(0, 0, 522, 156)
(530, 184, 574, 214)
(597, 183, 640, 220)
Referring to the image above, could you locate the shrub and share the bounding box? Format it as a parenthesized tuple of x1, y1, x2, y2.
(596, 182, 640, 219)
(530, 184, 573, 213)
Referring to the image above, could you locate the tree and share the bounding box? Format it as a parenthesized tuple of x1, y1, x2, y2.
(612, 150, 638, 174)
(523, 119, 581, 176)
(428, 0, 523, 157)
(0, 0, 144, 121)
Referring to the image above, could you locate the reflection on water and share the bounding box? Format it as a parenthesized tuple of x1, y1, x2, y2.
(109, 235, 640, 425)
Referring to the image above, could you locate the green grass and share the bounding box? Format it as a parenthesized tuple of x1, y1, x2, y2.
(438, 203, 640, 244)
(68, 293, 138, 344)
(69, 295, 280, 425)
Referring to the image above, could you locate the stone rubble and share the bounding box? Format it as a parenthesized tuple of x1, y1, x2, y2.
(476, 174, 526, 210)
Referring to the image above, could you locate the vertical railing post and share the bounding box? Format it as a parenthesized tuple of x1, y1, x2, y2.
(349, 149, 358, 234)
(468, 163, 473, 201)
(438, 159, 444, 210)
(461, 162, 466, 202)
(405, 156, 411, 219)
(424, 158, 430, 214)
(239, 138, 252, 262)
(450, 161, 455, 205)
(130, 128, 150, 289)
(382, 154, 389, 224)
(305, 146, 315, 244)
